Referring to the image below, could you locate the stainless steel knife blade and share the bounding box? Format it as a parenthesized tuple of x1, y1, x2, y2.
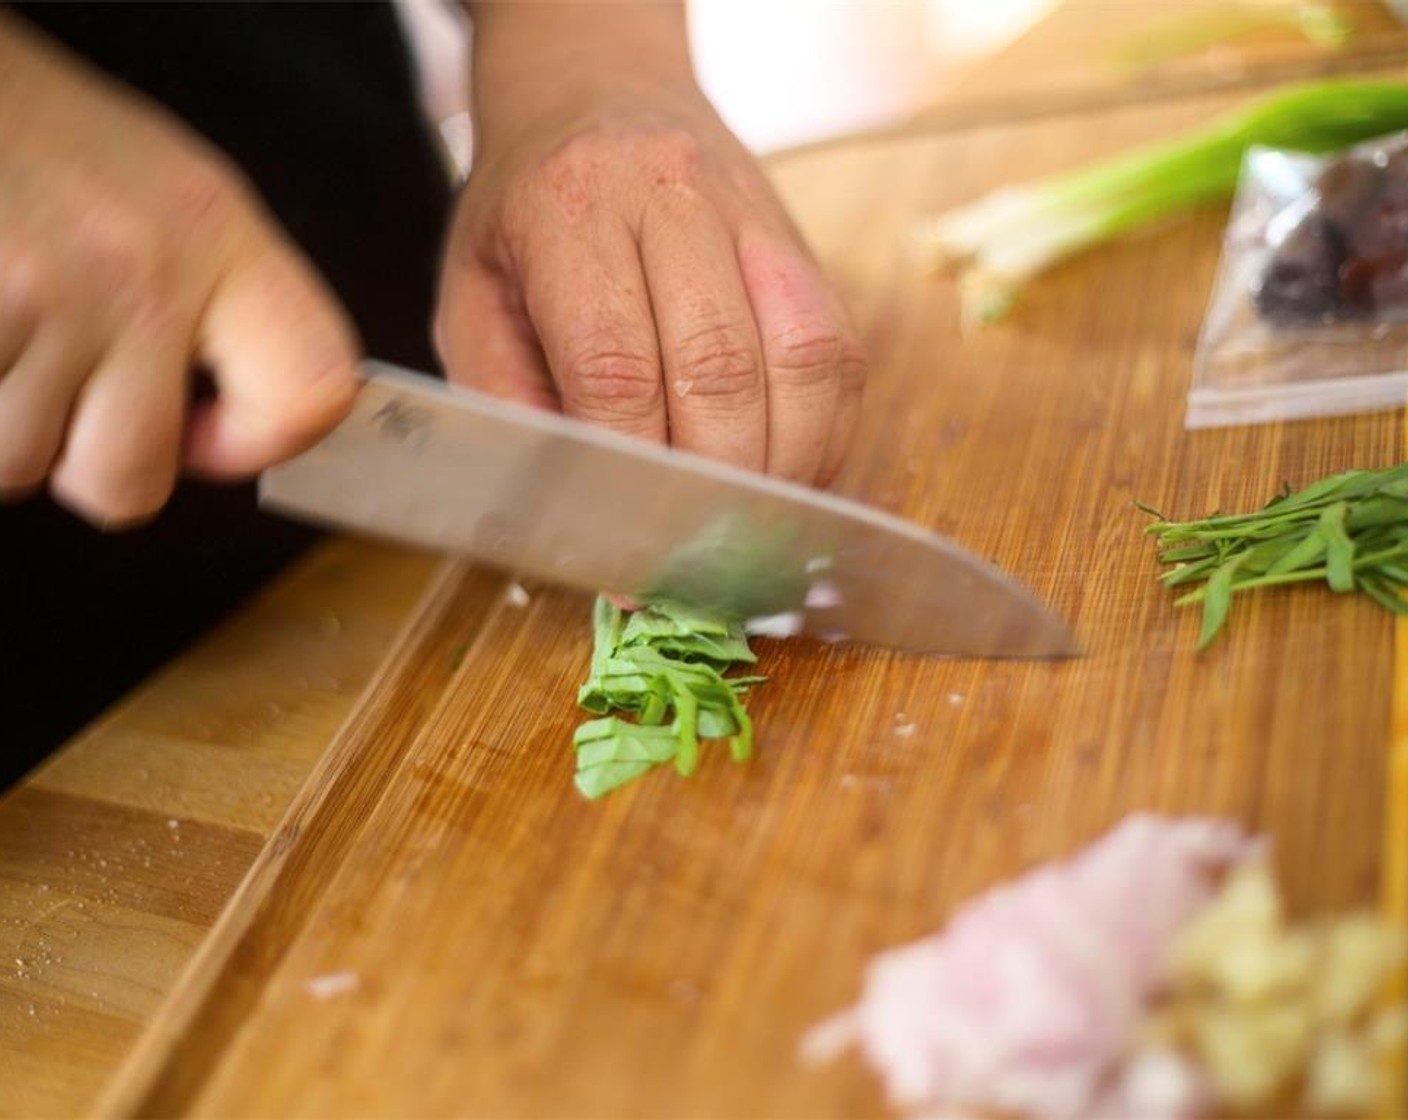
(259, 361, 1077, 657)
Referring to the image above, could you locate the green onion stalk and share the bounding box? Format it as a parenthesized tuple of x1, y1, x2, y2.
(918, 79, 1408, 324)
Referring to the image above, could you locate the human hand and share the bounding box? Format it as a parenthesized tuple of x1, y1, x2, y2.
(437, 3, 866, 486)
(0, 15, 360, 527)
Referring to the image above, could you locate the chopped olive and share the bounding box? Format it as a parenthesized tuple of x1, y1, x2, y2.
(1367, 248, 1408, 311)
(1347, 149, 1408, 260)
(1314, 154, 1382, 230)
(1257, 143, 1408, 327)
(1255, 214, 1347, 325)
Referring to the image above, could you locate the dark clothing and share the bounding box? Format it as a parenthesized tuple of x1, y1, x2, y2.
(1, 3, 455, 785)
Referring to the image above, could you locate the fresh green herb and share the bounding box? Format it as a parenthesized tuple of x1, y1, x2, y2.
(572, 597, 764, 799)
(917, 79, 1408, 324)
(1140, 463, 1408, 650)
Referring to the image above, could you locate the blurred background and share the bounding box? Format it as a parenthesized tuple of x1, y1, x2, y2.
(395, 0, 1056, 171)
(688, 0, 1054, 150)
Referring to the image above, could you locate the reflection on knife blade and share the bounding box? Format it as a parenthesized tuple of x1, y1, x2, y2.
(259, 361, 1077, 658)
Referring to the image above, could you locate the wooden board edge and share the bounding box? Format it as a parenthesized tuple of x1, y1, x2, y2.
(90, 559, 472, 1118)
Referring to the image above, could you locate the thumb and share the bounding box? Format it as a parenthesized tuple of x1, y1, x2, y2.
(184, 241, 360, 478)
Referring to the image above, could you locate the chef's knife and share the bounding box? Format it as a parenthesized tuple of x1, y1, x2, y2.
(259, 361, 1077, 657)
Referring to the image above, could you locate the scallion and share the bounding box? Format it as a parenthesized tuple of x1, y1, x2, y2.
(919, 79, 1408, 323)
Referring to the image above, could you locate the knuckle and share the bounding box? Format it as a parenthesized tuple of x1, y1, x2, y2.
(124, 290, 186, 345)
(836, 334, 869, 395)
(164, 154, 244, 231)
(646, 129, 704, 185)
(534, 135, 606, 218)
(767, 321, 847, 383)
(674, 321, 762, 400)
(562, 333, 662, 420)
(75, 202, 163, 296)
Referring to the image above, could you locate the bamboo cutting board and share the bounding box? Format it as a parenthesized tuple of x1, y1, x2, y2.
(103, 86, 1405, 1116)
(902, 0, 1408, 136)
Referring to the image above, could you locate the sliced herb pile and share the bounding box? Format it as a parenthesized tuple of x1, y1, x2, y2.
(1140, 463, 1408, 650)
(573, 597, 765, 799)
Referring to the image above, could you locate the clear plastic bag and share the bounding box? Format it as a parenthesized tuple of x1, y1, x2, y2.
(1189, 132, 1408, 428)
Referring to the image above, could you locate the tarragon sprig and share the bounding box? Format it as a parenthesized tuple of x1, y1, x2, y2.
(1139, 463, 1408, 650)
(573, 597, 764, 798)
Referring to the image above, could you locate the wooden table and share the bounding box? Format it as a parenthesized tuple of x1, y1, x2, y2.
(4, 20, 1408, 1120)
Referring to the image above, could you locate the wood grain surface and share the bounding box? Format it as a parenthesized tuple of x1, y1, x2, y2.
(906, 0, 1408, 133)
(96, 83, 1406, 1117)
(0, 540, 439, 1117)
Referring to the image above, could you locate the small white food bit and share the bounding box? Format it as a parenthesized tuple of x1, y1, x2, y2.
(1095, 1048, 1208, 1118)
(893, 714, 917, 738)
(305, 970, 361, 1000)
(504, 582, 531, 608)
(804, 580, 843, 610)
(166, 819, 180, 830)
(745, 611, 804, 639)
(946, 692, 963, 706)
(804, 555, 833, 575)
(799, 1010, 859, 1066)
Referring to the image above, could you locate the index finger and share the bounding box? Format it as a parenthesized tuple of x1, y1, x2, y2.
(520, 217, 666, 447)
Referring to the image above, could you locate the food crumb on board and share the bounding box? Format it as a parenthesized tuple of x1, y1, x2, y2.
(504, 582, 531, 608)
(745, 611, 805, 639)
(892, 713, 917, 737)
(946, 692, 963, 706)
(805, 580, 843, 609)
(305, 970, 361, 1000)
